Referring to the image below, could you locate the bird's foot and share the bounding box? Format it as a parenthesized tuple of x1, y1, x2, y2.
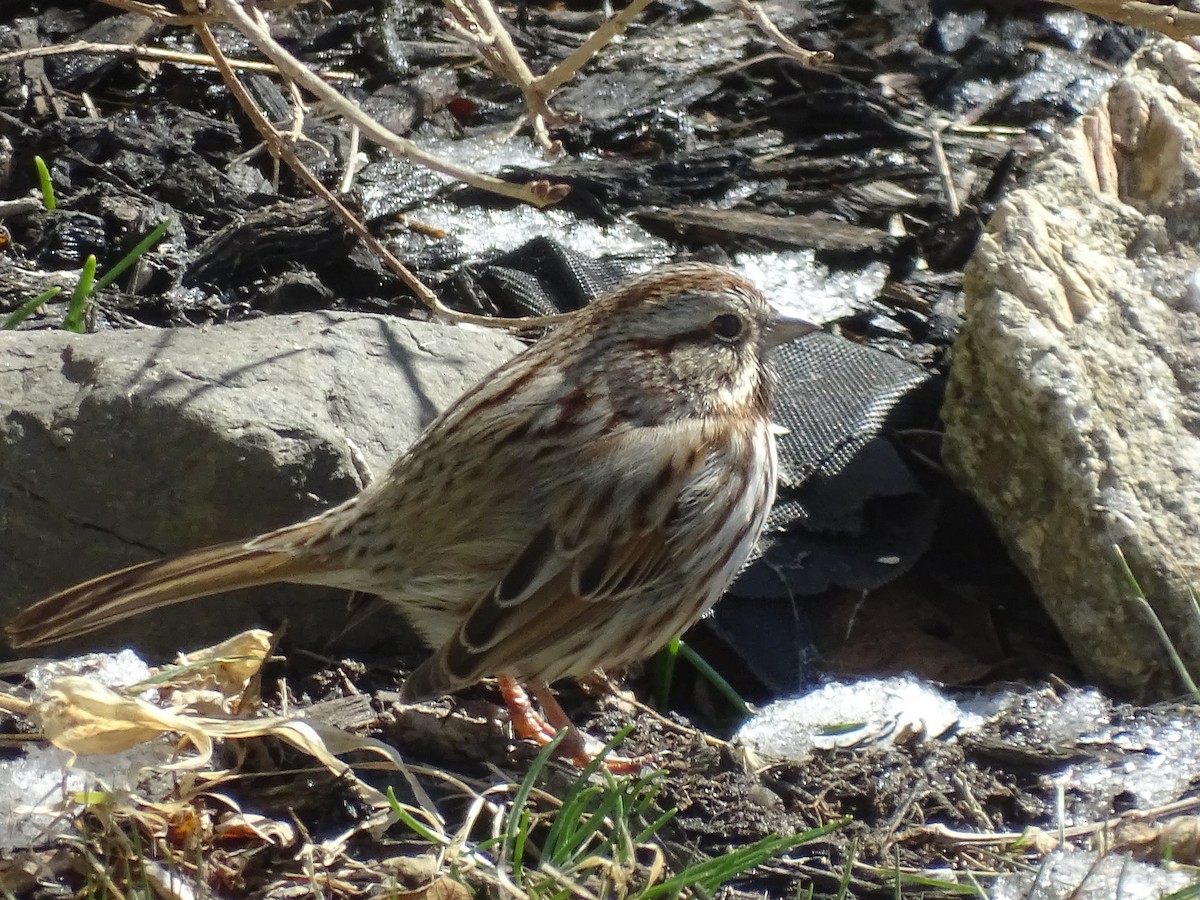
(498, 676, 652, 774)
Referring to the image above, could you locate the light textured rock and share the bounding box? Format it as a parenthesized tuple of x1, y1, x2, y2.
(943, 38, 1200, 697)
(0, 312, 522, 660)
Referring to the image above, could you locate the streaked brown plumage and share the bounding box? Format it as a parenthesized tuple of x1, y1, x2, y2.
(7, 262, 815, 766)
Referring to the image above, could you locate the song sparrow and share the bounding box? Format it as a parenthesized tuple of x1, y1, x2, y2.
(7, 262, 816, 767)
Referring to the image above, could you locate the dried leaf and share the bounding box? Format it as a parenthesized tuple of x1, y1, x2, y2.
(384, 854, 440, 884)
(36, 676, 213, 767)
(425, 876, 472, 900)
(140, 857, 198, 900)
(164, 804, 208, 847)
(1118, 817, 1200, 864)
(1016, 827, 1059, 854)
(393, 874, 471, 900)
(215, 812, 297, 847)
(32, 673, 420, 806)
(144, 629, 272, 714)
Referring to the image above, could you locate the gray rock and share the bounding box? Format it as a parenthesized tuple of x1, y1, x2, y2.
(0, 312, 522, 660)
(943, 38, 1200, 697)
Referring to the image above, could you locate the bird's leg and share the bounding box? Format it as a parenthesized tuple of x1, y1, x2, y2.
(499, 676, 559, 744)
(498, 676, 648, 773)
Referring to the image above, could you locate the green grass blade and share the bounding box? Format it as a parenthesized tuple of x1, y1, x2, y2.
(511, 806, 532, 877)
(642, 820, 846, 898)
(890, 872, 983, 895)
(541, 726, 634, 864)
(628, 773, 667, 820)
(655, 637, 681, 708)
(1163, 880, 1200, 900)
(34, 155, 55, 210)
(384, 786, 445, 845)
(2, 286, 62, 330)
(1114, 543, 1200, 700)
(634, 805, 677, 844)
(677, 639, 751, 717)
(503, 729, 565, 886)
(63, 254, 96, 333)
(835, 835, 856, 900)
(555, 785, 626, 866)
(95, 218, 171, 291)
(542, 783, 603, 863)
(577, 724, 635, 783)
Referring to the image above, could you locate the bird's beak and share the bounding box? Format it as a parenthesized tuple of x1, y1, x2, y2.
(765, 312, 820, 348)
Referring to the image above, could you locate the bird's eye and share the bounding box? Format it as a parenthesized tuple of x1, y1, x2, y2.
(710, 313, 743, 342)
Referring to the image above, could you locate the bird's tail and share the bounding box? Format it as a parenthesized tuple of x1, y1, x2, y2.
(6, 533, 323, 649)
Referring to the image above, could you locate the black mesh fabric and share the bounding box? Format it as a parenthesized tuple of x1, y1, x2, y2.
(713, 334, 940, 691)
(744, 332, 939, 588)
(448, 236, 634, 317)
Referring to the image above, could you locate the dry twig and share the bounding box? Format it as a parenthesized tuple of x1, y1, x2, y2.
(203, 0, 568, 209)
(185, 5, 568, 328)
(91, 0, 566, 209)
(734, 0, 833, 68)
(0, 39, 351, 79)
(443, 0, 657, 153)
(1048, 0, 1200, 40)
(914, 795, 1200, 852)
(99, 0, 307, 26)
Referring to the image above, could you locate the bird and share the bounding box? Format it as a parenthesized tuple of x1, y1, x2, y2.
(7, 262, 817, 768)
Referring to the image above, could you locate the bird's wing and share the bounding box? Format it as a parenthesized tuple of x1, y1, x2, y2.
(400, 424, 716, 701)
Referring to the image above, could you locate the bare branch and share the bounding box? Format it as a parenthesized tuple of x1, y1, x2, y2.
(1046, 0, 1200, 40)
(533, 0, 657, 96)
(0, 39, 353, 81)
(443, 0, 567, 152)
(444, 0, 659, 152)
(205, 0, 568, 207)
(189, 8, 569, 329)
(734, 0, 833, 68)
